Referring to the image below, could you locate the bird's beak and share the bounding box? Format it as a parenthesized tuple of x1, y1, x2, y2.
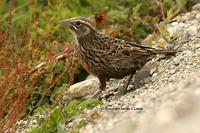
(56, 19, 74, 29)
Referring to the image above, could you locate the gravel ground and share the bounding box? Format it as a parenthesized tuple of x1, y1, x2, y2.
(15, 6, 200, 133)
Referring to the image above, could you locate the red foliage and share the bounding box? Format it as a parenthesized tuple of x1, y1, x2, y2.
(0, 22, 75, 132)
(0, 31, 6, 47)
(91, 11, 108, 28)
(0, 22, 32, 132)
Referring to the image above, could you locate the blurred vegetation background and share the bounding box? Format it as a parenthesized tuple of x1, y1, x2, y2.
(0, 0, 192, 131)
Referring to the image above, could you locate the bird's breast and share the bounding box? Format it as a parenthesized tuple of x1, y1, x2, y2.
(77, 45, 111, 76)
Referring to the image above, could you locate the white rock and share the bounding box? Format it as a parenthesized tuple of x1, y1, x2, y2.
(167, 22, 185, 37)
(196, 13, 200, 21)
(185, 26, 198, 36)
(64, 76, 100, 100)
(192, 3, 200, 11)
(170, 69, 176, 74)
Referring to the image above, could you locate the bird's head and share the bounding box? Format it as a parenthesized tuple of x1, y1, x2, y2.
(57, 17, 96, 38)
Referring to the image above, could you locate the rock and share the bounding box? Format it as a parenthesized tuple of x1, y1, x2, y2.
(192, 3, 200, 11)
(167, 22, 185, 37)
(170, 69, 176, 74)
(195, 13, 200, 21)
(185, 26, 199, 36)
(63, 75, 100, 101)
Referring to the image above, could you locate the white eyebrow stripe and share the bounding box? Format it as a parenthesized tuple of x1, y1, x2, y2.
(78, 20, 96, 30)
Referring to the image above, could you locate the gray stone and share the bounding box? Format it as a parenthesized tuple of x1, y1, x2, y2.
(192, 3, 200, 11)
(63, 75, 100, 101)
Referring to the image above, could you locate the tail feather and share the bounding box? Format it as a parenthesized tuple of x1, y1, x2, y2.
(148, 49, 176, 55)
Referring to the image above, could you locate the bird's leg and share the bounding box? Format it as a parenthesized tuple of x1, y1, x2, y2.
(117, 73, 134, 96)
(91, 77, 107, 98)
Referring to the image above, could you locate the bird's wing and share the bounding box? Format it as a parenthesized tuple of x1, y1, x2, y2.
(101, 37, 153, 60)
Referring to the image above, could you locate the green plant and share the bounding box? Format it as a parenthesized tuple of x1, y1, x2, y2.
(30, 99, 103, 133)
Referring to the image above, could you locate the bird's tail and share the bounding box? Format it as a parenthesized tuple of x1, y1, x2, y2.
(148, 49, 176, 55)
(149, 43, 183, 55)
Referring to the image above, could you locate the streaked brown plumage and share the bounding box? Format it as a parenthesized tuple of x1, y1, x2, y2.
(57, 17, 175, 97)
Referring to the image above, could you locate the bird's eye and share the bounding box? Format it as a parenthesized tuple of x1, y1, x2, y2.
(76, 22, 81, 26)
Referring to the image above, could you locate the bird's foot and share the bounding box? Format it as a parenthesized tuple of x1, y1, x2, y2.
(116, 86, 128, 98)
(115, 73, 134, 98)
(115, 83, 136, 99)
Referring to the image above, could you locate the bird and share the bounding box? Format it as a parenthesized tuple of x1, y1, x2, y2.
(57, 17, 176, 97)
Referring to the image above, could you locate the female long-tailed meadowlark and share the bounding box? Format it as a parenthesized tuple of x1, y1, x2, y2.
(57, 17, 175, 97)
